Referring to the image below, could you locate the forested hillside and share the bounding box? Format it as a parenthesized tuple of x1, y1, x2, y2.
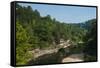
(16, 4, 97, 65)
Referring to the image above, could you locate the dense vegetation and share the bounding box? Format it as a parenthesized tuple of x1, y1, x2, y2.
(83, 19, 97, 61)
(16, 4, 97, 65)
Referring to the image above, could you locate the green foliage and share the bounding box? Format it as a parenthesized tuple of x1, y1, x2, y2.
(16, 3, 97, 65)
(16, 21, 33, 65)
(16, 43, 33, 65)
(16, 21, 29, 45)
(84, 19, 97, 61)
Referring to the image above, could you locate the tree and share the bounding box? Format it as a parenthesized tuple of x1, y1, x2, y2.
(16, 21, 32, 65)
(84, 19, 97, 61)
(16, 3, 96, 64)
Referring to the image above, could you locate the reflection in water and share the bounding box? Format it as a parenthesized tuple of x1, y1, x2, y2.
(28, 53, 60, 65)
(27, 47, 84, 65)
(28, 51, 68, 65)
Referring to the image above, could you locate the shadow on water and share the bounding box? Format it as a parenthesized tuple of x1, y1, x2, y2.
(27, 46, 84, 65)
(27, 53, 61, 65)
(27, 51, 68, 65)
